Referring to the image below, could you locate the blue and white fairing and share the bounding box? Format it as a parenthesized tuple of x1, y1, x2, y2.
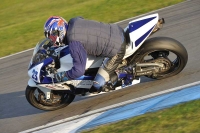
(28, 46, 71, 84)
(27, 38, 102, 89)
(124, 13, 159, 58)
(28, 59, 53, 83)
(28, 38, 54, 84)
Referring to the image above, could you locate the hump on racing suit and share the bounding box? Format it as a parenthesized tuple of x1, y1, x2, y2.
(66, 17, 125, 58)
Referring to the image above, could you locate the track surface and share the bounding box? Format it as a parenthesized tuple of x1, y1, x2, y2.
(0, 0, 200, 132)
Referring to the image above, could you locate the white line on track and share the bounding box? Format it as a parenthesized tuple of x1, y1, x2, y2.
(0, 48, 34, 60)
(20, 80, 200, 133)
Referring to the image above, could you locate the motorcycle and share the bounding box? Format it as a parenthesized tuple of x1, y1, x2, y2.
(25, 13, 188, 111)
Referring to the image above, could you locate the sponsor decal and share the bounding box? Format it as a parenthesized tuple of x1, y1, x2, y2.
(66, 80, 93, 87)
(32, 69, 38, 81)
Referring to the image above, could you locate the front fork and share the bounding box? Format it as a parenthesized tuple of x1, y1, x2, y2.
(28, 79, 51, 100)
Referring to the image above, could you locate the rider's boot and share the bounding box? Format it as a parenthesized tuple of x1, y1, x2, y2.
(118, 64, 135, 86)
(90, 72, 117, 93)
(102, 64, 136, 91)
(102, 73, 118, 92)
(124, 64, 136, 86)
(90, 73, 105, 94)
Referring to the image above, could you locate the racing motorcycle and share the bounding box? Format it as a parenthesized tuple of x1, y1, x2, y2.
(25, 13, 188, 111)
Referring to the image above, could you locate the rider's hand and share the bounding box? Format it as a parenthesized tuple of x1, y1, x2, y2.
(54, 71, 68, 82)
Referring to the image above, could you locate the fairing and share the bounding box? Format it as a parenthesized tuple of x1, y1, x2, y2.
(28, 38, 102, 86)
(124, 13, 159, 58)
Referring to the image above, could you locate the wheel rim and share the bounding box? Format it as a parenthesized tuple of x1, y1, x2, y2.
(31, 88, 72, 109)
(140, 50, 182, 78)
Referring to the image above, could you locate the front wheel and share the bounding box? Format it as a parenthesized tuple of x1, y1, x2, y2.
(25, 85, 75, 111)
(132, 37, 188, 79)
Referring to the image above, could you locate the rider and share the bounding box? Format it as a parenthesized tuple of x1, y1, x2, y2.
(44, 16, 133, 93)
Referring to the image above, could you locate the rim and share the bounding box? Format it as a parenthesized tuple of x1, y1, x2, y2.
(140, 50, 182, 77)
(31, 88, 70, 109)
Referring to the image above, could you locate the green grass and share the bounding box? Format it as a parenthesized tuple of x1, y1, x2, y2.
(82, 99, 200, 133)
(0, 0, 183, 57)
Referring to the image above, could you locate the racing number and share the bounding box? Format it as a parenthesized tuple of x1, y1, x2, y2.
(32, 69, 38, 81)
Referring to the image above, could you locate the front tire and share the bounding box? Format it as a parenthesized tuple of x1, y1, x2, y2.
(131, 37, 188, 79)
(25, 85, 75, 111)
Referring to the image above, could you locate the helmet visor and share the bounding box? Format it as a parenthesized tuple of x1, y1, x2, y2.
(44, 30, 59, 38)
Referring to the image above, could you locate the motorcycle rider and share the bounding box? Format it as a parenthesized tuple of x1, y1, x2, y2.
(44, 16, 133, 93)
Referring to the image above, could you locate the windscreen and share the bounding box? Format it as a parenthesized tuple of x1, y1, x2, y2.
(29, 38, 52, 68)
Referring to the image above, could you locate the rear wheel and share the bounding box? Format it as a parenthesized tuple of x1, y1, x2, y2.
(25, 85, 75, 111)
(132, 37, 188, 79)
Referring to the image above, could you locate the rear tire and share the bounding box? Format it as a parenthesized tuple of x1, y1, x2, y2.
(25, 85, 75, 111)
(132, 37, 188, 79)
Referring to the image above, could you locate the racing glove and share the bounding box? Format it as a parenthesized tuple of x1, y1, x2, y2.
(54, 71, 68, 82)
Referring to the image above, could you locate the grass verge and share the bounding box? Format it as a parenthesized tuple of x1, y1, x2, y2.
(82, 99, 200, 133)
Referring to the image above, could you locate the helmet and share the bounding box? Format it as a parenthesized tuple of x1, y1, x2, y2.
(44, 16, 68, 45)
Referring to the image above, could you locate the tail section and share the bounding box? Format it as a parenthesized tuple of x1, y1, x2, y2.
(124, 14, 159, 58)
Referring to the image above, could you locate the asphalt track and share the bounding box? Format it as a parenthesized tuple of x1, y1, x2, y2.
(0, 0, 200, 132)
